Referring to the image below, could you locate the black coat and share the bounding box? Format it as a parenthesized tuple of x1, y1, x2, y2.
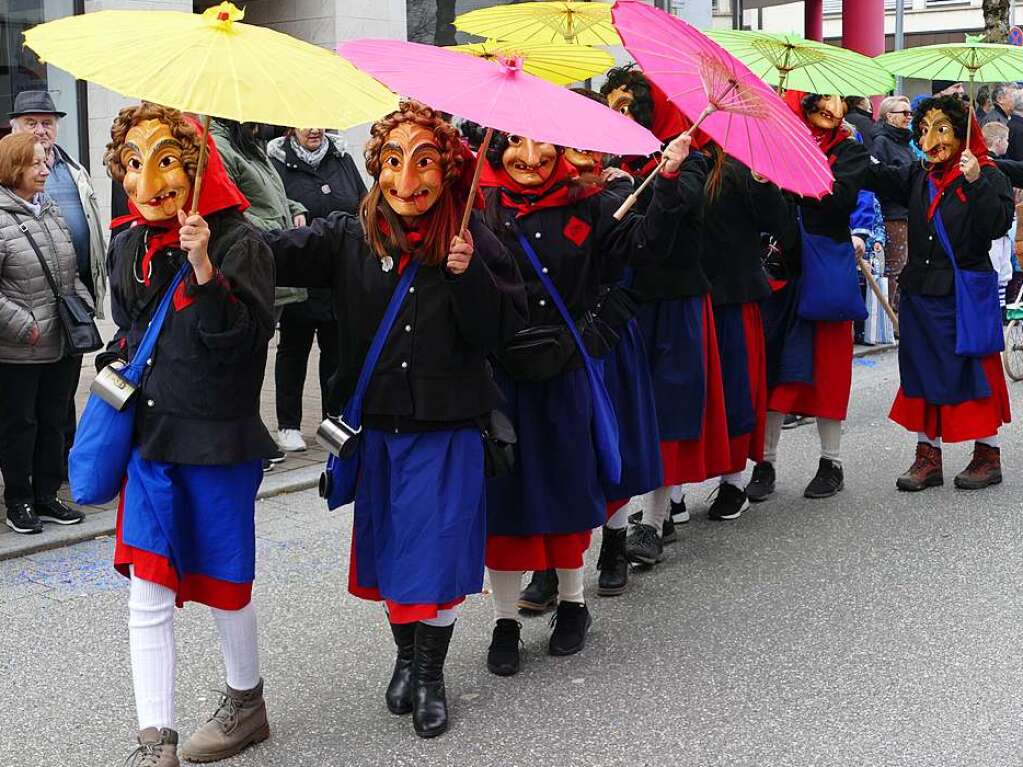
(846, 108, 876, 153)
(266, 213, 526, 432)
(102, 211, 278, 464)
(616, 152, 710, 301)
(866, 162, 1014, 296)
(269, 136, 368, 324)
(483, 157, 705, 326)
(700, 157, 787, 306)
(870, 123, 914, 221)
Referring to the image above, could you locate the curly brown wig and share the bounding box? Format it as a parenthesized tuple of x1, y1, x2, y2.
(361, 100, 466, 267)
(104, 103, 203, 183)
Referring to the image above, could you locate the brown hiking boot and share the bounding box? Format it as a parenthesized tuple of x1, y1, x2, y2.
(179, 679, 270, 763)
(896, 443, 943, 492)
(954, 443, 1003, 490)
(125, 728, 179, 767)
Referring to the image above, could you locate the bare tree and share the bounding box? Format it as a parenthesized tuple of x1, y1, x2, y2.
(983, 0, 1011, 43)
(435, 0, 458, 45)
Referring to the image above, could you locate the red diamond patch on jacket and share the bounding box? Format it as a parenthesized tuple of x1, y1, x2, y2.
(173, 280, 196, 312)
(563, 216, 591, 247)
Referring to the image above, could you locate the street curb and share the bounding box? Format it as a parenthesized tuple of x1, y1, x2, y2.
(0, 464, 324, 563)
(853, 342, 897, 358)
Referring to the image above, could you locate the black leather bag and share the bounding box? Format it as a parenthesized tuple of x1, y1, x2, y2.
(479, 409, 517, 478)
(15, 214, 102, 355)
(496, 323, 575, 382)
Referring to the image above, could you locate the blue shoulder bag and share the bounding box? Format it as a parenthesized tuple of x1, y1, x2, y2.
(513, 229, 622, 487)
(320, 262, 420, 510)
(69, 263, 190, 505)
(795, 213, 868, 323)
(929, 181, 1004, 358)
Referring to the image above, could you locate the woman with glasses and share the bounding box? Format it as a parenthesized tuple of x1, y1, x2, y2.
(872, 96, 915, 311)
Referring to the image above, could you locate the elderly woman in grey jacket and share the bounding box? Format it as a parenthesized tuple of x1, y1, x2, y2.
(0, 133, 92, 534)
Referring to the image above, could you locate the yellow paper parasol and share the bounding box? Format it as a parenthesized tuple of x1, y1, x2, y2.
(454, 1, 620, 46)
(447, 39, 614, 85)
(23, 2, 397, 208)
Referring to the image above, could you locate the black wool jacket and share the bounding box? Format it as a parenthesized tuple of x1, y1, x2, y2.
(866, 161, 1014, 296)
(102, 210, 278, 464)
(265, 213, 526, 432)
(483, 156, 706, 325)
(700, 158, 788, 307)
(870, 123, 914, 221)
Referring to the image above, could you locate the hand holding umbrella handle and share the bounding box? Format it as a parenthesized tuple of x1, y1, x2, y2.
(612, 103, 715, 221)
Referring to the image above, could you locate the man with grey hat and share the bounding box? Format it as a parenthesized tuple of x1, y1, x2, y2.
(9, 90, 108, 464)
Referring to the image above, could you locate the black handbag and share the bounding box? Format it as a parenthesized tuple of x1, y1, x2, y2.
(14, 214, 102, 355)
(496, 323, 576, 382)
(478, 409, 517, 478)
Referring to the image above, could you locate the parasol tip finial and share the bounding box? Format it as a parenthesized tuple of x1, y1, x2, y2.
(204, 1, 244, 28)
(496, 54, 524, 74)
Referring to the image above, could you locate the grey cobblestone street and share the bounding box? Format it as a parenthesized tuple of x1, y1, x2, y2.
(3, 350, 1023, 766)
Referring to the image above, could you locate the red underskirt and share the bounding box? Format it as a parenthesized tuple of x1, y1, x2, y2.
(724, 302, 767, 474)
(660, 295, 731, 485)
(889, 353, 1011, 442)
(346, 536, 465, 624)
(768, 320, 854, 421)
(606, 499, 629, 519)
(113, 492, 252, 611)
(485, 531, 593, 571)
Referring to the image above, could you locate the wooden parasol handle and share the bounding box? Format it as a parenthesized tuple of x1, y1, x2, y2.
(459, 127, 494, 235)
(857, 255, 899, 336)
(189, 114, 212, 215)
(613, 103, 716, 221)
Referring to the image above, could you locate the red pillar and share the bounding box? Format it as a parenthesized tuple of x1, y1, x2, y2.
(841, 0, 885, 57)
(804, 0, 823, 42)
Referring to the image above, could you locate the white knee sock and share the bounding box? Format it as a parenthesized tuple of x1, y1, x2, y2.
(917, 432, 942, 448)
(639, 487, 670, 533)
(556, 567, 585, 604)
(669, 485, 685, 504)
(606, 504, 630, 530)
(721, 472, 744, 487)
(128, 573, 177, 732)
(764, 411, 784, 464)
(422, 605, 460, 628)
(977, 434, 1000, 448)
(211, 603, 261, 692)
(817, 417, 842, 464)
(488, 569, 523, 621)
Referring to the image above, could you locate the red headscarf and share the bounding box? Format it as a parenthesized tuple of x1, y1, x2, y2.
(110, 115, 249, 286)
(926, 110, 995, 219)
(786, 89, 853, 157)
(620, 78, 707, 179)
(479, 152, 601, 216)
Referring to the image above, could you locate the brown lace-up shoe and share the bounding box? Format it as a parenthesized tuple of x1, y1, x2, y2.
(179, 679, 270, 763)
(125, 728, 179, 767)
(896, 443, 943, 492)
(954, 443, 1003, 490)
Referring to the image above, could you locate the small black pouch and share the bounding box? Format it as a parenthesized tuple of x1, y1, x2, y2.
(496, 324, 576, 382)
(479, 409, 517, 479)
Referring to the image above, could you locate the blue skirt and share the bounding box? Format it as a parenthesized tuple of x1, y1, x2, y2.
(487, 365, 606, 537)
(601, 318, 663, 501)
(714, 304, 757, 438)
(635, 296, 706, 441)
(352, 428, 486, 606)
(116, 449, 262, 608)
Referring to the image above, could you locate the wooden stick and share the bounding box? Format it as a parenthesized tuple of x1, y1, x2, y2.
(459, 126, 493, 234)
(613, 103, 716, 221)
(190, 114, 212, 215)
(857, 255, 899, 336)
(965, 72, 976, 147)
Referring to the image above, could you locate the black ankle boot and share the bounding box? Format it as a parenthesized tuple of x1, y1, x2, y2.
(596, 526, 628, 597)
(412, 622, 454, 738)
(385, 621, 417, 715)
(518, 569, 559, 613)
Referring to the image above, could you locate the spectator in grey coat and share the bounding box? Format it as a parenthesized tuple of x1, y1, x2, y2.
(0, 133, 91, 534)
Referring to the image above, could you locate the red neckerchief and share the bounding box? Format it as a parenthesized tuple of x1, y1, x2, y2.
(110, 116, 249, 286)
(620, 153, 661, 180)
(376, 215, 426, 274)
(926, 112, 995, 220)
(479, 155, 601, 216)
(808, 123, 852, 158)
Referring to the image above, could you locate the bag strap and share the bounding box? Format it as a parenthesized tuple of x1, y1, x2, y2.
(513, 227, 593, 365)
(928, 181, 960, 275)
(125, 263, 191, 378)
(344, 261, 420, 429)
(11, 213, 61, 299)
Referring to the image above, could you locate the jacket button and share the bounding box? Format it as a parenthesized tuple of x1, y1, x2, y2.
(401, 361, 408, 369)
(409, 286, 415, 294)
(404, 324, 412, 332)
(534, 232, 542, 239)
(146, 358, 152, 366)
(146, 399, 154, 407)
(542, 267, 549, 274)
(539, 299, 547, 307)
(929, 235, 933, 241)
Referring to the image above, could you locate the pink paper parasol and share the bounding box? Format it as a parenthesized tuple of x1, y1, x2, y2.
(611, 0, 833, 203)
(340, 37, 661, 230)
